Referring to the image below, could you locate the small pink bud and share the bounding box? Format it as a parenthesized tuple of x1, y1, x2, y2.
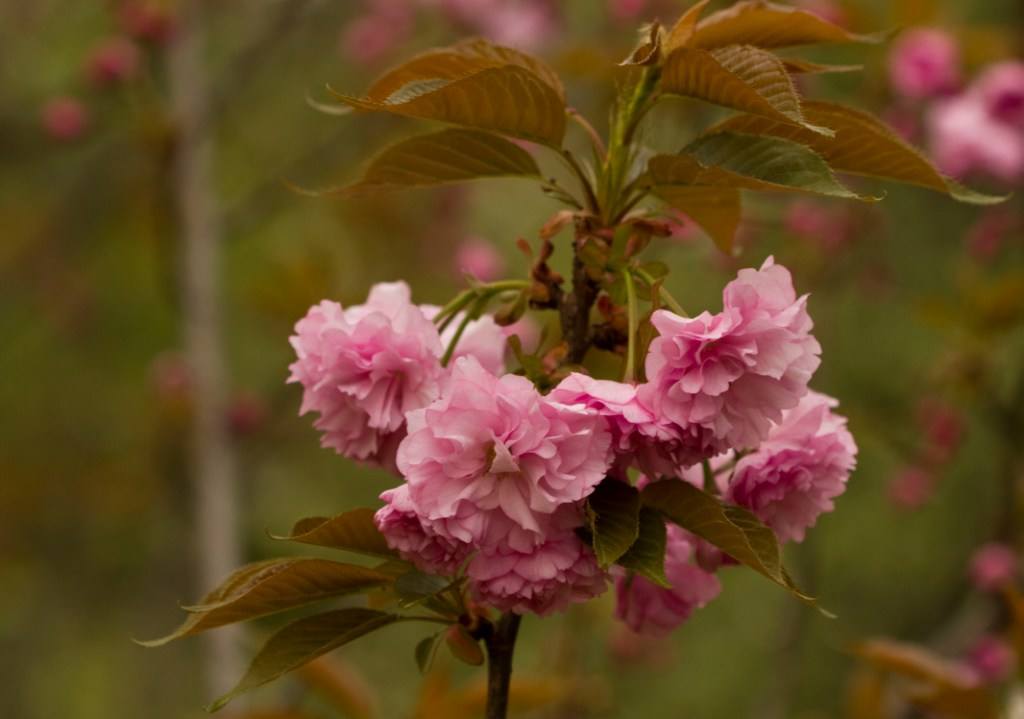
(87, 36, 141, 87)
(608, 0, 647, 22)
(455, 237, 505, 282)
(149, 352, 193, 403)
(227, 392, 268, 437)
(119, 2, 177, 44)
(340, 7, 414, 66)
(41, 97, 89, 141)
(970, 543, 1017, 592)
(887, 466, 934, 510)
(888, 28, 961, 100)
(915, 398, 964, 465)
(966, 636, 1015, 684)
(975, 61, 1024, 129)
(966, 209, 1017, 262)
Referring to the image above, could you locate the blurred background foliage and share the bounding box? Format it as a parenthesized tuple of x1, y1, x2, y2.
(3, 0, 1024, 717)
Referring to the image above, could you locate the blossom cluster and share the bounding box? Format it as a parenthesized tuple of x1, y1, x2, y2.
(887, 29, 1024, 184)
(289, 258, 857, 631)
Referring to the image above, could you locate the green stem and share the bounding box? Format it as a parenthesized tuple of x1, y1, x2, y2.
(635, 267, 687, 316)
(432, 281, 530, 329)
(622, 267, 639, 383)
(441, 297, 486, 367)
(559, 150, 600, 214)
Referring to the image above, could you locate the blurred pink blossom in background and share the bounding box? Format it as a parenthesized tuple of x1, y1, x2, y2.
(41, 97, 90, 142)
(887, 465, 934, 510)
(975, 61, 1024, 129)
(341, 1, 415, 65)
(928, 91, 1024, 183)
(118, 1, 176, 44)
(888, 28, 961, 100)
(966, 636, 1016, 684)
(86, 36, 141, 87)
(608, 0, 648, 22)
(455, 237, 506, 282)
(970, 542, 1017, 592)
(965, 208, 1018, 262)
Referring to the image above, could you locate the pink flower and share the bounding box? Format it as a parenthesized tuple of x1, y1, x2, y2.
(975, 61, 1024, 129)
(288, 282, 445, 465)
(916, 398, 964, 465)
(455, 237, 505, 282)
(86, 36, 141, 87)
(640, 257, 821, 463)
(887, 465, 935, 510)
(888, 28, 961, 100)
(966, 636, 1015, 684)
(376, 484, 472, 575)
(723, 391, 856, 543)
(928, 93, 1024, 183)
(468, 519, 608, 615)
(614, 525, 722, 635)
(501, 315, 541, 354)
(397, 356, 613, 548)
(970, 543, 1017, 592)
(41, 97, 89, 142)
(549, 373, 689, 479)
(479, 2, 556, 51)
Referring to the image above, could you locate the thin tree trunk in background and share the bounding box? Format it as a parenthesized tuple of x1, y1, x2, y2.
(166, 0, 243, 696)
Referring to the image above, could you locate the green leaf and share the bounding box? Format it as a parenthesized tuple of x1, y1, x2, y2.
(617, 507, 670, 587)
(364, 39, 565, 104)
(444, 625, 485, 666)
(651, 185, 741, 253)
(690, 0, 884, 49)
(329, 40, 566, 146)
(650, 132, 875, 200)
(641, 480, 831, 615)
(709, 101, 1007, 205)
(138, 559, 394, 647)
(781, 58, 863, 75)
(208, 609, 400, 712)
(661, 44, 832, 135)
(415, 632, 443, 674)
(394, 570, 453, 610)
(317, 129, 541, 196)
(586, 480, 642, 567)
(270, 508, 399, 559)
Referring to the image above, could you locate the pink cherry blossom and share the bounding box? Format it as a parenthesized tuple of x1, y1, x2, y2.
(928, 92, 1024, 183)
(501, 315, 541, 354)
(888, 28, 961, 100)
(975, 61, 1024, 129)
(455, 237, 505, 282)
(614, 525, 722, 635)
(376, 483, 472, 575)
(970, 542, 1017, 592)
(723, 391, 856, 543)
(41, 97, 89, 142)
(288, 282, 445, 465)
(86, 36, 141, 87)
(468, 519, 608, 615)
(640, 257, 821, 463)
(397, 356, 612, 548)
(549, 373, 691, 479)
